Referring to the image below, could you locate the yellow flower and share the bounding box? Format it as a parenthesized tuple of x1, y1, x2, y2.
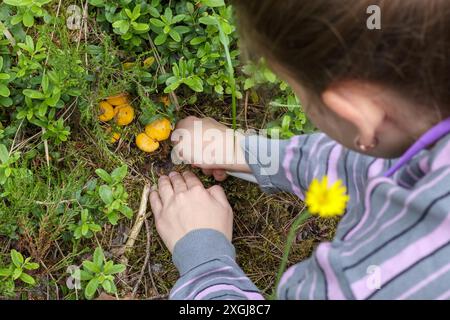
(305, 176, 349, 218)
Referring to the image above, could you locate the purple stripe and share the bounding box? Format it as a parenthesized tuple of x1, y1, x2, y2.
(384, 117, 450, 177)
(170, 266, 232, 297)
(437, 289, 450, 300)
(194, 284, 264, 300)
(351, 213, 450, 300)
(283, 136, 304, 199)
(351, 153, 361, 204)
(396, 263, 450, 300)
(277, 265, 296, 297)
(368, 159, 385, 179)
(313, 141, 335, 177)
(343, 177, 393, 240)
(187, 276, 250, 299)
(419, 156, 430, 173)
(405, 166, 420, 181)
(342, 167, 450, 255)
(327, 144, 343, 184)
(305, 135, 326, 183)
(308, 271, 317, 300)
(295, 279, 306, 300)
(316, 243, 346, 300)
(349, 187, 398, 242)
(432, 140, 450, 171)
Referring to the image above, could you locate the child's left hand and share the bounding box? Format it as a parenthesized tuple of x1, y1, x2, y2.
(149, 171, 234, 253)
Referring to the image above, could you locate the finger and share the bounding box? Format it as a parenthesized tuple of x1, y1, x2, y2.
(169, 171, 187, 193)
(202, 168, 213, 176)
(208, 185, 231, 208)
(212, 169, 228, 182)
(182, 171, 204, 189)
(149, 189, 163, 220)
(158, 175, 174, 203)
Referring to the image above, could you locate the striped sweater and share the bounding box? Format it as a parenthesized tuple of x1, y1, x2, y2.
(170, 132, 450, 300)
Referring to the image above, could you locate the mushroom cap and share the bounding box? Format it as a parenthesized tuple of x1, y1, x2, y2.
(115, 104, 135, 126)
(98, 101, 115, 122)
(107, 93, 129, 106)
(145, 118, 172, 142)
(136, 133, 159, 153)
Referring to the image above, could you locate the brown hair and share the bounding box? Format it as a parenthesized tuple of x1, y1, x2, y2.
(232, 0, 450, 115)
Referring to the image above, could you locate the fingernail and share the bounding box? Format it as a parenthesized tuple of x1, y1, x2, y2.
(169, 171, 178, 177)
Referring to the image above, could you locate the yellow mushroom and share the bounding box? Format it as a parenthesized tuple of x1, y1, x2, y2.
(136, 133, 159, 153)
(115, 104, 135, 126)
(104, 126, 121, 143)
(107, 93, 129, 106)
(143, 57, 155, 68)
(110, 132, 121, 143)
(145, 118, 172, 142)
(98, 101, 115, 122)
(123, 62, 136, 70)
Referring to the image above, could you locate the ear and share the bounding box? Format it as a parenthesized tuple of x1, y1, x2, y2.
(321, 82, 386, 147)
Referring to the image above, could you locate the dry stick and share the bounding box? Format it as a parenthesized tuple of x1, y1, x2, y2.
(1, 22, 16, 46)
(147, 36, 181, 111)
(118, 184, 152, 268)
(131, 217, 152, 297)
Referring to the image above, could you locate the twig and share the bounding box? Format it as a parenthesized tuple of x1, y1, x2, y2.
(0, 22, 16, 46)
(131, 218, 152, 297)
(42, 128, 50, 167)
(117, 184, 151, 262)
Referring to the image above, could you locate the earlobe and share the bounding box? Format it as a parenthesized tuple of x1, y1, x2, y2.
(322, 83, 385, 148)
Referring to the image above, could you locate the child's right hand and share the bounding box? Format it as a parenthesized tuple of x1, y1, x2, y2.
(172, 116, 252, 181)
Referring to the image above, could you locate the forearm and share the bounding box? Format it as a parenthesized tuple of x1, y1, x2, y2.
(170, 229, 264, 300)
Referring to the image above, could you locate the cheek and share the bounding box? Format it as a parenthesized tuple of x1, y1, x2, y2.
(305, 107, 358, 150)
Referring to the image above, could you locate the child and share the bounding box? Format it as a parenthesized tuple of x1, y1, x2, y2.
(149, 0, 450, 300)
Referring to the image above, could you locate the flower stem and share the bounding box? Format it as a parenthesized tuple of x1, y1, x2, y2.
(271, 209, 311, 299)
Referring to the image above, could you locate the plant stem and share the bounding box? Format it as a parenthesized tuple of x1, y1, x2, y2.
(271, 209, 311, 300)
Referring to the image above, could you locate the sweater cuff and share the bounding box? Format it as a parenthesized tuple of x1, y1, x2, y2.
(241, 135, 280, 193)
(172, 229, 236, 275)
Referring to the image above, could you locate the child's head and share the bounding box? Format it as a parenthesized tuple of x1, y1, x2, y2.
(233, 0, 450, 158)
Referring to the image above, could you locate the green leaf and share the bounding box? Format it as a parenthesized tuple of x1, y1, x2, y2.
(82, 261, 101, 274)
(95, 168, 112, 183)
(0, 145, 8, 164)
(102, 279, 112, 292)
(150, 18, 165, 28)
(104, 263, 125, 275)
(169, 29, 181, 42)
(23, 89, 45, 99)
(23, 11, 35, 27)
(110, 165, 127, 182)
(184, 76, 204, 92)
(4, 0, 25, 7)
(19, 273, 36, 285)
(79, 270, 93, 281)
(93, 247, 104, 266)
(12, 268, 22, 280)
(99, 185, 114, 205)
(0, 267, 12, 277)
(201, 0, 225, 7)
(11, 249, 24, 267)
(132, 23, 149, 32)
(190, 37, 206, 46)
(112, 20, 130, 34)
(199, 16, 217, 26)
(154, 33, 167, 46)
(85, 278, 99, 299)
(24, 262, 39, 270)
(0, 84, 10, 97)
